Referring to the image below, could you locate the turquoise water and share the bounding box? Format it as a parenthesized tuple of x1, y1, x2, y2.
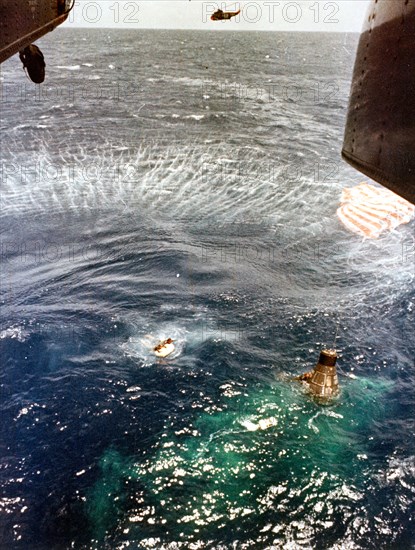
(86, 376, 401, 548)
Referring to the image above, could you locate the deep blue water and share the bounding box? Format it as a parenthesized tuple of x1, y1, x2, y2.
(1, 29, 414, 549)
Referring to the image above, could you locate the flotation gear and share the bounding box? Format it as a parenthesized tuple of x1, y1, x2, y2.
(154, 338, 175, 358)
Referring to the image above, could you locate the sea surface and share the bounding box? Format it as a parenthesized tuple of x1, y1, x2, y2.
(1, 29, 414, 549)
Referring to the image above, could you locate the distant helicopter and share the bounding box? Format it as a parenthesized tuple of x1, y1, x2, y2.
(211, 8, 241, 21)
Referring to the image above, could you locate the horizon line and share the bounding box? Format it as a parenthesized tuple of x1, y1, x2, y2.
(61, 26, 361, 33)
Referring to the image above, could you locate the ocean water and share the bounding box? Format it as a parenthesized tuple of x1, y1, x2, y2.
(1, 29, 414, 550)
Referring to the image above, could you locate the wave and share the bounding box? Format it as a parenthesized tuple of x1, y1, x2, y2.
(0, 325, 28, 342)
(56, 65, 81, 70)
(2, 140, 413, 310)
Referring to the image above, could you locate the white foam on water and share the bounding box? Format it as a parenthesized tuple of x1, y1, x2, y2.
(56, 65, 81, 70)
(184, 114, 205, 121)
(121, 319, 201, 366)
(0, 325, 28, 342)
(120, 306, 243, 367)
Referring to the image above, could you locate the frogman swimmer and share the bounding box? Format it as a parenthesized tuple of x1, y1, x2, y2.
(19, 44, 46, 83)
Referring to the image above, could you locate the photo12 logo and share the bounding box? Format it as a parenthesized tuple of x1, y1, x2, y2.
(66, 0, 140, 25)
(202, 2, 340, 25)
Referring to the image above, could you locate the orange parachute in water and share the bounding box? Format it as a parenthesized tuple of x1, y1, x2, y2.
(211, 8, 241, 20)
(337, 183, 414, 239)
